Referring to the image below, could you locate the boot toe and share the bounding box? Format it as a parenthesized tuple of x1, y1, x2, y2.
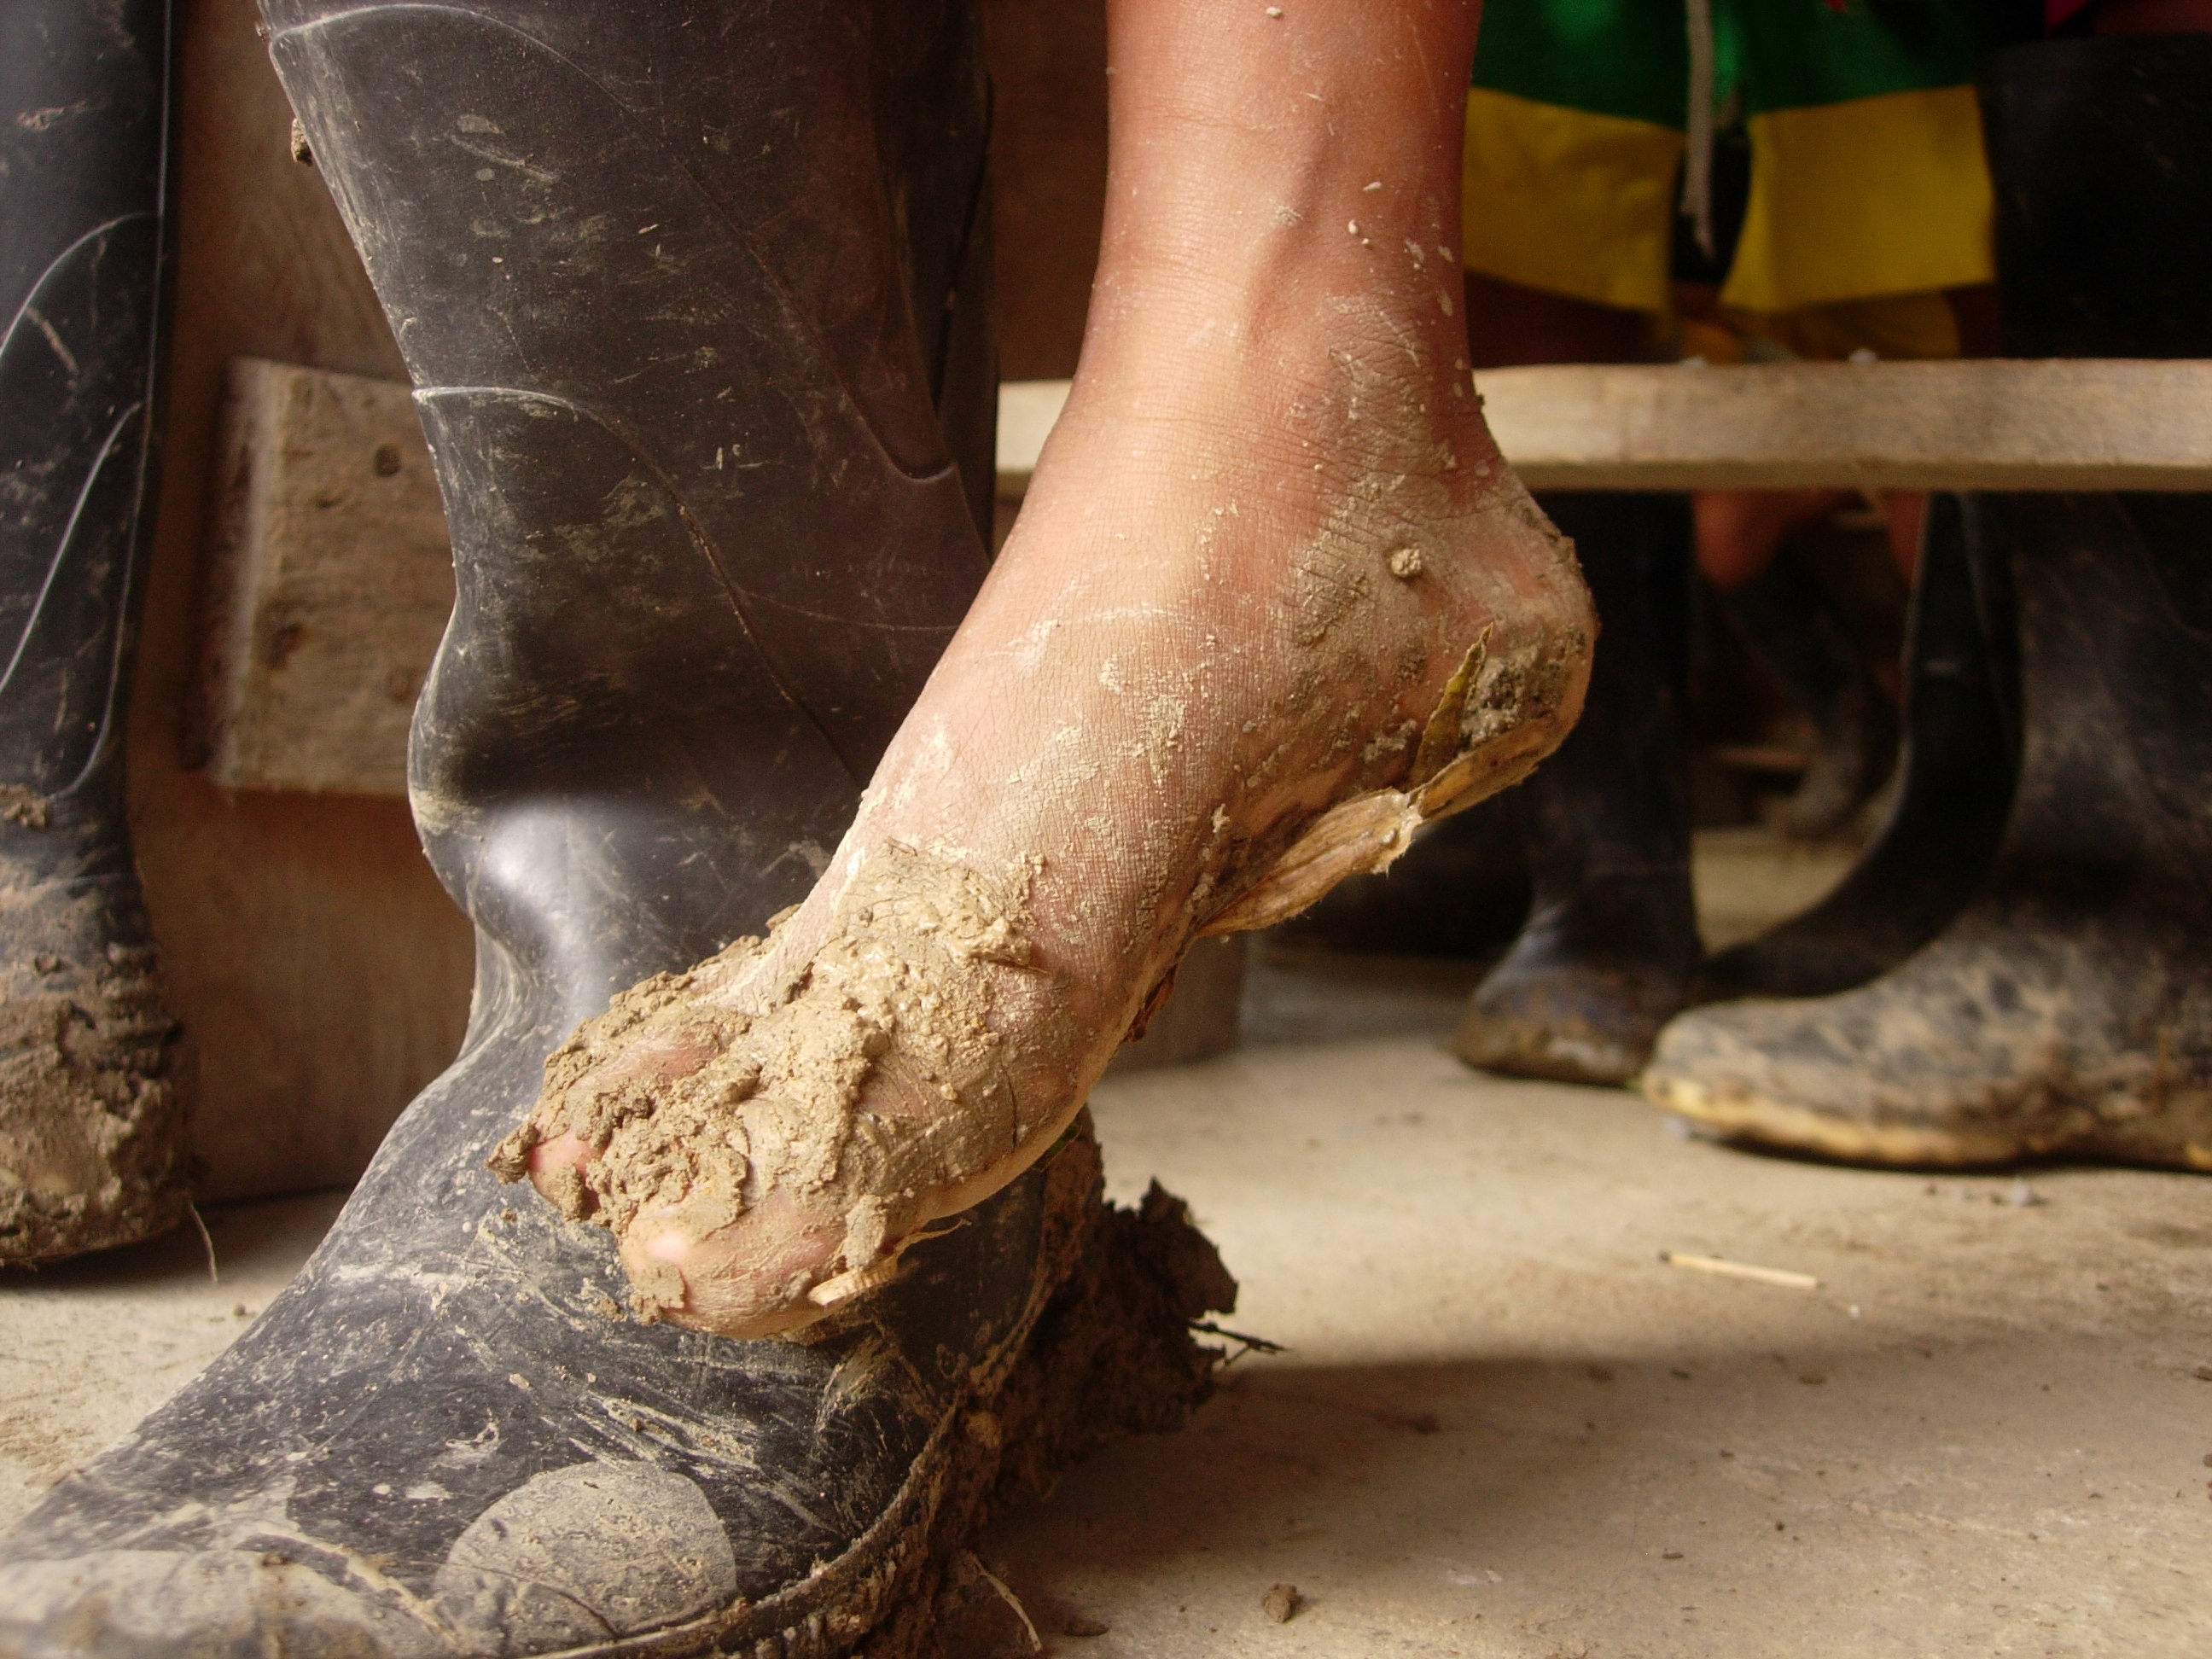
(1641, 992, 2018, 1166)
(1640, 918, 2212, 1171)
(1454, 955, 1691, 1087)
(0, 1109, 1214, 1659)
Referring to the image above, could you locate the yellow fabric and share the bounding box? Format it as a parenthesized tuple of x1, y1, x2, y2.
(1721, 84, 1995, 314)
(1679, 290, 1963, 365)
(1461, 87, 1684, 314)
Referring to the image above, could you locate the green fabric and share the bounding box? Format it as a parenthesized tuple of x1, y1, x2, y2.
(1470, 0, 1690, 129)
(1732, 1, 1981, 113)
(1471, 0, 1981, 129)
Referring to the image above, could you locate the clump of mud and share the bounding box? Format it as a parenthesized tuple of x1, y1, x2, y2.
(856, 1159, 1238, 1659)
(0, 938, 185, 1264)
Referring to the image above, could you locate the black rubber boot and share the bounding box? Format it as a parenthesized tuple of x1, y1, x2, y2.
(0, 0, 185, 1264)
(1717, 547, 1899, 841)
(1644, 35, 2212, 1172)
(0, 5, 1226, 1653)
(1453, 493, 1701, 1086)
(1697, 492, 2020, 1002)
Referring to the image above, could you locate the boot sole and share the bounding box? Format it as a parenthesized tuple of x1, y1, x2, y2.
(1454, 1032, 1644, 1089)
(1648, 1072, 2212, 1173)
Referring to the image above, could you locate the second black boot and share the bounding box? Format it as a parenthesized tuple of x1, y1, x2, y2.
(1644, 34, 2212, 1172)
(1454, 492, 1701, 1086)
(0, 0, 185, 1264)
(0, 5, 1225, 1654)
(1697, 492, 2020, 1003)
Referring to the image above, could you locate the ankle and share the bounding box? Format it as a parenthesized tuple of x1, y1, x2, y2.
(1074, 5, 1483, 467)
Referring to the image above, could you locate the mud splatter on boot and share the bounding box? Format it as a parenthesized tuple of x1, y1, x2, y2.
(0, 0, 185, 1260)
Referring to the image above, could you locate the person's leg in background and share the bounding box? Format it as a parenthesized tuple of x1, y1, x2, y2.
(1647, 20, 2212, 1171)
(1447, 0, 1998, 1082)
(1648, 0, 2032, 1004)
(0, 2, 186, 1265)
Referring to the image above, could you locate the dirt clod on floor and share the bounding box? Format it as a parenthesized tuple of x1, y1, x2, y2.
(858, 1149, 1237, 1659)
(1262, 1582, 1302, 1623)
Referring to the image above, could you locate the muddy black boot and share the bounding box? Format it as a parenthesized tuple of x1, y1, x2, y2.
(1453, 493, 1701, 1086)
(1717, 547, 1900, 841)
(0, 0, 186, 1264)
(1697, 493, 2020, 1002)
(0, 6, 1225, 1653)
(1644, 34, 2212, 1171)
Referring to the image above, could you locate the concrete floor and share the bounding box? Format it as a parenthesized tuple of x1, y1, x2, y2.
(6, 832, 2210, 1656)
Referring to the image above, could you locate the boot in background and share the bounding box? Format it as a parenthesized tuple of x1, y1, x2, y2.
(0, 0, 185, 1264)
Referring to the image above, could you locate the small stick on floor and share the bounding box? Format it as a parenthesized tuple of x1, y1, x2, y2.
(1660, 1251, 1818, 1290)
(186, 1199, 220, 1284)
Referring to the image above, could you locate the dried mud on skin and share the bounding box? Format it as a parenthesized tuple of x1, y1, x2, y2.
(0, 942, 183, 1265)
(494, 842, 1057, 1323)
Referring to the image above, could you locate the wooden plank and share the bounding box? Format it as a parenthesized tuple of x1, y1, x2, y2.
(192, 358, 453, 796)
(1487, 360, 2212, 492)
(994, 361, 2212, 494)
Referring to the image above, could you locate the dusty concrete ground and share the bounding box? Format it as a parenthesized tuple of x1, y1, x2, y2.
(3, 831, 2208, 1656)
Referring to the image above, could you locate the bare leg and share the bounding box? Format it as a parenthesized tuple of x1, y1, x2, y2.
(1693, 487, 1853, 591)
(508, 0, 1593, 1336)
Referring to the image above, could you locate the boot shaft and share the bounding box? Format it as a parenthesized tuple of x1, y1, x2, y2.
(0, 0, 172, 838)
(1981, 33, 2212, 358)
(264, 2, 997, 1026)
(1977, 34, 2212, 900)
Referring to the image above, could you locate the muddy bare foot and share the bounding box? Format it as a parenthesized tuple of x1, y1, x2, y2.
(492, 3, 1594, 1336)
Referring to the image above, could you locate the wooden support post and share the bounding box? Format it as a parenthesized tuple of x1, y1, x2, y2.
(192, 359, 452, 796)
